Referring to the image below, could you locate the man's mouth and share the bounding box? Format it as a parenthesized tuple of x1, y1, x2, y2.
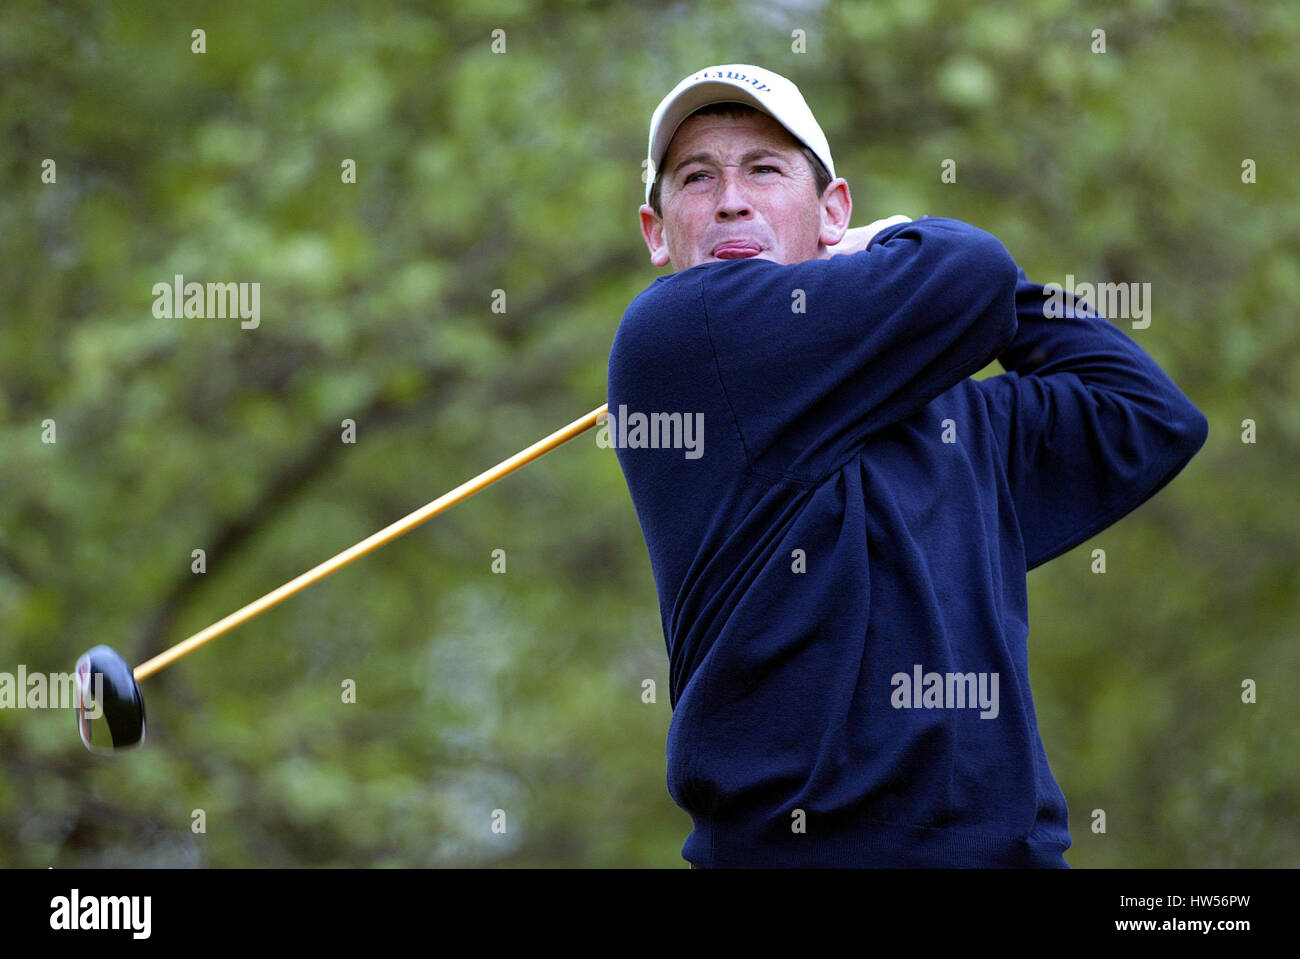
(711, 240, 762, 259)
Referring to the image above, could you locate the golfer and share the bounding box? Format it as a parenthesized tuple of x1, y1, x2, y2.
(606, 64, 1208, 868)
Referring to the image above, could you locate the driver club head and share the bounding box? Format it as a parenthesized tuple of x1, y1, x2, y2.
(75, 645, 146, 753)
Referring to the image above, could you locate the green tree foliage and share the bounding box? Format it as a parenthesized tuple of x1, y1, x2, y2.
(1, 0, 1296, 866)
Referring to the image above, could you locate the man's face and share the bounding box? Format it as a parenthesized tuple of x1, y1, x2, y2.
(640, 110, 850, 272)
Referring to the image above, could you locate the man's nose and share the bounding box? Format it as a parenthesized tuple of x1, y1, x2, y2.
(714, 169, 753, 219)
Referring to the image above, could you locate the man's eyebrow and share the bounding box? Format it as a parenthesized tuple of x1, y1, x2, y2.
(670, 148, 790, 180)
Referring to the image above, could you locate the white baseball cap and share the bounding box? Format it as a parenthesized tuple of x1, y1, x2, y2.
(645, 64, 836, 205)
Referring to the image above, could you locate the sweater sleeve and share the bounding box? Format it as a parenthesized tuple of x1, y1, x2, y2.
(698, 216, 1020, 481)
(974, 267, 1209, 570)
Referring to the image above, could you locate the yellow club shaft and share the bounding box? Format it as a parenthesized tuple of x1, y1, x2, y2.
(134, 403, 609, 681)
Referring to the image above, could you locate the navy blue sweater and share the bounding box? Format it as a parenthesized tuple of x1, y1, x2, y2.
(606, 217, 1208, 867)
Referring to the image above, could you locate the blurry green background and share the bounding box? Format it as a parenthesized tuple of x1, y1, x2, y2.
(1, 0, 1296, 867)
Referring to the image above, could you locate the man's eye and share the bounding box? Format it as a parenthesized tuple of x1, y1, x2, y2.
(683, 166, 777, 183)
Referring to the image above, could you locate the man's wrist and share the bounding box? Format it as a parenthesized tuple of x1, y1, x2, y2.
(827, 215, 913, 256)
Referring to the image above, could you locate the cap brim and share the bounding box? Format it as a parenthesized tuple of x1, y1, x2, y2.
(650, 83, 771, 186)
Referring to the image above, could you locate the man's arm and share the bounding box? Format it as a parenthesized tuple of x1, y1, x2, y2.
(974, 267, 1209, 570)
(698, 216, 1020, 481)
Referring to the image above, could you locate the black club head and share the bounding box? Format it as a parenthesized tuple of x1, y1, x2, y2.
(75, 645, 146, 753)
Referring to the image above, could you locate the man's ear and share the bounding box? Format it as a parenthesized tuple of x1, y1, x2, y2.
(640, 204, 672, 268)
(817, 178, 853, 248)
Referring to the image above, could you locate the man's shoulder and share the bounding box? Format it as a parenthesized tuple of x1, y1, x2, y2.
(630, 268, 696, 307)
(613, 275, 672, 343)
(618, 266, 711, 332)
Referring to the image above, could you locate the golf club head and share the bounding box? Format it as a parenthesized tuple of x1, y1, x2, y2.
(75, 645, 146, 753)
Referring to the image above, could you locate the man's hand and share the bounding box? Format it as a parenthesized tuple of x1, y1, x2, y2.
(826, 215, 913, 257)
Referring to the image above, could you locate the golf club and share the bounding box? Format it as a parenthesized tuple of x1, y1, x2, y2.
(73, 402, 609, 753)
